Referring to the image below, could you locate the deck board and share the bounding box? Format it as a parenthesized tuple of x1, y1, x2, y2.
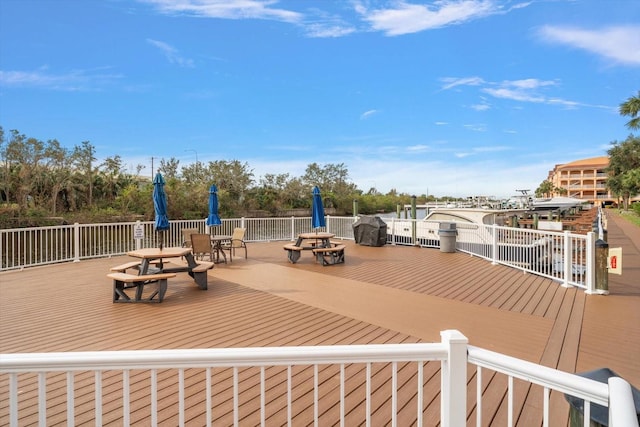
(2, 218, 639, 426)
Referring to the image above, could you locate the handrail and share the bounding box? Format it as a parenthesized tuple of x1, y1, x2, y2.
(609, 377, 640, 427)
(0, 216, 358, 271)
(383, 217, 593, 289)
(2, 331, 636, 426)
(1, 215, 597, 294)
(468, 346, 608, 407)
(1, 333, 462, 427)
(0, 342, 449, 372)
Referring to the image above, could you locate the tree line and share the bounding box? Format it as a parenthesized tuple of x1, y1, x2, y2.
(0, 126, 442, 228)
(3, 92, 639, 227)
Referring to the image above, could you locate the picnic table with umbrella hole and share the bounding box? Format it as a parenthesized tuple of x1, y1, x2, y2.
(283, 186, 345, 265)
(106, 173, 213, 302)
(107, 246, 214, 303)
(283, 232, 346, 265)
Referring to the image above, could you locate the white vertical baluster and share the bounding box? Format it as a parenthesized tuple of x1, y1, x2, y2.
(476, 367, 482, 427)
(508, 376, 514, 427)
(150, 369, 157, 427)
(340, 364, 345, 427)
(260, 366, 265, 427)
(66, 371, 74, 427)
(38, 372, 46, 426)
(417, 362, 423, 427)
(287, 365, 292, 427)
(314, 364, 319, 427)
(123, 370, 130, 427)
(366, 363, 371, 427)
(392, 362, 397, 427)
(233, 367, 239, 427)
(206, 367, 212, 427)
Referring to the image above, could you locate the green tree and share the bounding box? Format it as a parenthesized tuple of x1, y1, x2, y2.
(301, 162, 357, 211)
(4, 130, 47, 209)
(100, 155, 124, 203)
(555, 187, 568, 196)
(607, 135, 640, 209)
(44, 139, 74, 215)
(72, 141, 96, 208)
(620, 90, 640, 130)
(158, 157, 180, 180)
(251, 173, 292, 213)
(204, 160, 254, 201)
(535, 180, 554, 198)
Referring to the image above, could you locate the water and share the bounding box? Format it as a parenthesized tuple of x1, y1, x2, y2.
(375, 209, 428, 220)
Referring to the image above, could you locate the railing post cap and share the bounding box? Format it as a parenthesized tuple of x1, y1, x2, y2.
(440, 329, 468, 343)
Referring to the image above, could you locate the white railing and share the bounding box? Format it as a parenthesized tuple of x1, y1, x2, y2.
(383, 218, 597, 291)
(1, 215, 601, 292)
(1, 330, 636, 427)
(0, 216, 358, 271)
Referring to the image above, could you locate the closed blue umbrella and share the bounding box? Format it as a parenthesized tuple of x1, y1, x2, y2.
(206, 184, 222, 230)
(311, 186, 326, 230)
(153, 172, 170, 249)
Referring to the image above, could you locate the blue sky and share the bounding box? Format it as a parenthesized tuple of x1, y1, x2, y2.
(1, 0, 639, 198)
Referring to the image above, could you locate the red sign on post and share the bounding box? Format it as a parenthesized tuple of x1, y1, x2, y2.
(607, 248, 622, 275)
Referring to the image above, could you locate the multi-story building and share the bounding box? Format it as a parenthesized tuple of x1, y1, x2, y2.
(546, 156, 639, 206)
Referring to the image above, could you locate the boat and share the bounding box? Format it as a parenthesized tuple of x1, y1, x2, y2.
(530, 196, 587, 211)
(384, 206, 557, 269)
(504, 190, 586, 212)
(422, 206, 525, 226)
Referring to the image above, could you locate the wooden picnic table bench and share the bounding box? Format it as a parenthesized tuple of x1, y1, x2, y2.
(283, 244, 303, 263)
(312, 244, 346, 266)
(283, 232, 336, 264)
(107, 272, 176, 303)
(110, 261, 142, 273)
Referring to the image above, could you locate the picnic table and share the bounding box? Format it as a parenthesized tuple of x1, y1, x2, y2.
(107, 247, 214, 303)
(125, 247, 213, 290)
(283, 232, 345, 265)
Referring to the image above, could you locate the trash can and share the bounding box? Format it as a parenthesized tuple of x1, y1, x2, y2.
(565, 368, 640, 426)
(438, 222, 457, 253)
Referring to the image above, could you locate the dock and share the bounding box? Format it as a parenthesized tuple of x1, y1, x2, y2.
(1, 210, 638, 425)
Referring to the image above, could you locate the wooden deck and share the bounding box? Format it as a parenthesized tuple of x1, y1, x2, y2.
(1, 211, 639, 426)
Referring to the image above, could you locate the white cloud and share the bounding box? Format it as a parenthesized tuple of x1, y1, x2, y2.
(507, 78, 556, 89)
(142, 0, 302, 23)
(147, 39, 195, 68)
(482, 87, 546, 103)
(407, 144, 431, 152)
(538, 25, 640, 66)
(360, 109, 380, 119)
(441, 75, 607, 109)
(305, 23, 356, 38)
(471, 103, 490, 111)
(463, 123, 487, 132)
(440, 76, 485, 90)
(347, 157, 549, 199)
(356, 0, 529, 36)
(0, 68, 121, 91)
